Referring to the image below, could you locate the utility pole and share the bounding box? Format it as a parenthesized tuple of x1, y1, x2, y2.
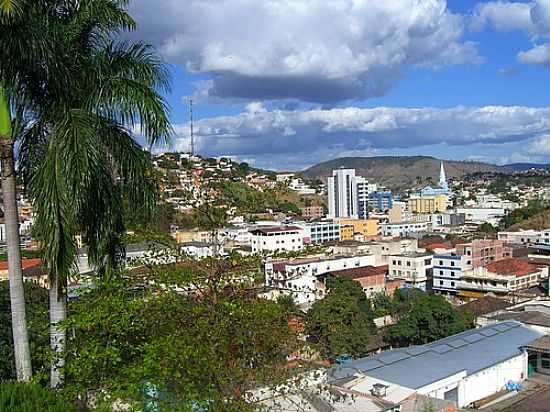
(189, 98, 195, 156)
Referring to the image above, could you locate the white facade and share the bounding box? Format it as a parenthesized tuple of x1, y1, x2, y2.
(432, 254, 472, 295)
(264, 253, 376, 304)
(250, 226, 305, 254)
(455, 207, 506, 225)
(459, 266, 549, 295)
(327, 168, 360, 219)
(498, 229, 543, 246)
(388, 253, 433, 290)
(380, 221, 432, 238)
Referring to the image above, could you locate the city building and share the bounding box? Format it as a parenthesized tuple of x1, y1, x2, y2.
(250, 226, 305, 254)
(408, 194, 450, 214)
(327, 168, 360, 218)
(356, 177, 377, 219)
(325, 265, 388, 297)
(432, 253, 472, 295)
(455, 207, 506, 226)
(339, 224, 354, 241)
(332, 238, 420, 266)
(300, 206, 324, 220)
(458, 258, 549, 298)
(430, 212, 466, 228)
(336, 218, 379, 238)
(303, 221, 341, 244)
(330, 321, 543, 408)
(264, 253, 376, 304)
(455, 239, 509, 268)
(380, 221, 432, 238)
(368, 190, 394, 212)
(388, 252, 433, 290)
(498, 229, 544, 246)
(388, 201, 411, 223)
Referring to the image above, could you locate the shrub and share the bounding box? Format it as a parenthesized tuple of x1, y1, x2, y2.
(0, 382, 77, 412)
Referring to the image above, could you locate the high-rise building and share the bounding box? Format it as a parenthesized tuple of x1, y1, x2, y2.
(327, 168, 359, 218)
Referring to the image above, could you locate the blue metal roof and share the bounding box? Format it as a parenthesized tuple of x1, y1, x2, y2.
(329, 321, 543, 389)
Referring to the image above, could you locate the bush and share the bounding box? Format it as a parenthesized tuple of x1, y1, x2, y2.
(0, 382, 76, 412)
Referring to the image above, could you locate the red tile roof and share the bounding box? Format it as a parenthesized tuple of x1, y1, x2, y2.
(486, 258, 540, 277)
(0, 258, 42, 271)
(327, 265, 389, 280)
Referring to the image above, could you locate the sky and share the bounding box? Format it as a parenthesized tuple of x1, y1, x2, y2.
(128, 0, 550, 171)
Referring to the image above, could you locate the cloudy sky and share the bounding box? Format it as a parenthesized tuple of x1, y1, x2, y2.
(129, 0, 550, 170)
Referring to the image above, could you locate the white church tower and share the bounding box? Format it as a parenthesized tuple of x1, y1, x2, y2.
(439, 161, 448, 191)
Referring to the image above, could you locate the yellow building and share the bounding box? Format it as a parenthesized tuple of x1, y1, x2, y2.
(340, 225, 354, 241)
(408, 194, 449, 214)
(337, 218, 379, 238)
(172, 230, 211, 244)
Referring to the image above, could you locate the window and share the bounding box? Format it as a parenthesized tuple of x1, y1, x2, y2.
(440, 280, 444, 285)
(451, 261, 455, 267)
(440, 270, 444, 275)
(450, 282, 455, 287)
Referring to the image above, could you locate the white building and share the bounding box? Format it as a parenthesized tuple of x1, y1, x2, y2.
(301, 221, 341, 244)
(380, 221, 432, 238)
(250, 226, 305, 254)
(327, 168, 362, 219)
(264, 253, 376, 304)
(455, 207, 506, 226)
(330, 321, 543, 408)
(498, 229, 544, 246)
(432, 253, 472, 295)
(180, 242, 216, 259)
(388, 252, 433, 291)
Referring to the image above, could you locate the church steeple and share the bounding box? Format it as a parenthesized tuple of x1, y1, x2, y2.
(439, 161, 448, 190)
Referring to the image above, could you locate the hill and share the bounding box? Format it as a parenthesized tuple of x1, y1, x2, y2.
(301, 156, 502, 189)
(503, 163, 550, 172)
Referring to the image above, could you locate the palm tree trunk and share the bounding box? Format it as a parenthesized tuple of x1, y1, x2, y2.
(0, 87, 32, 382)
(49, 275, 66, 388)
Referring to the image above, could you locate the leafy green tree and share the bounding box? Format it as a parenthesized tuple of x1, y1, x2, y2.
(479, 222, 497, 234)
(0, 382, 76, 412)
(276, 294, 299, 315)
(306, 277, 375, 358)
(388, 294, 470, 346)
(62, 256, 301, 412)
(0, 281, 49, 383)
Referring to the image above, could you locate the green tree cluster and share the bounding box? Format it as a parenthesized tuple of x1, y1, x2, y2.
(388, 292, 471, 346)
(62, 257, 301, 412)
(500, 200, 550, 229)
(306, 277, 375, 359)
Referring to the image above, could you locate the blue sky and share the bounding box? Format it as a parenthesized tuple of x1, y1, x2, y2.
(129, 0, 550, 170)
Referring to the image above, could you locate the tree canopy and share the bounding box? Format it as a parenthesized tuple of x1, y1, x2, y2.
(305, 277, 375, 359)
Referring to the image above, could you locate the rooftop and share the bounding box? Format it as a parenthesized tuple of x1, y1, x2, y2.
(456, 296, 511, 317)
(326, 265, 389, 280)
(485, 258, 541, 277)
(490, 310, 550, 328)
(0, 258, 42, 271)
(250, 225, 302, 234)
(329, 321, 542, 390)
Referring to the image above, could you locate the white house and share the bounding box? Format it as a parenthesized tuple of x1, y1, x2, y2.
(388, 252, 433, 291)
(250, 226, 305, 254)
(264, 253, 376, 304)
(498, 229, 544, 246)
(380, 221, 432, 238)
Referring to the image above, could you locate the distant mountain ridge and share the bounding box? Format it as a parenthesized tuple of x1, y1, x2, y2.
(503, 163, 550, 171)
(301, 156, 503, 189)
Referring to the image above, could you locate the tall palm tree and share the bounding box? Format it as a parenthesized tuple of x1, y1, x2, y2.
(16, 0, 171, 388)
(0, 0, 60, 382)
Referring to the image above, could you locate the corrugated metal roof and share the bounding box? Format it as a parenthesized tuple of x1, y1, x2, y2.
(329, 321, 543, 390)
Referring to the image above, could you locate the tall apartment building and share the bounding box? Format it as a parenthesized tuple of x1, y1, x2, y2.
(327, 168, 359, 218)
(455, 239, 509, 268)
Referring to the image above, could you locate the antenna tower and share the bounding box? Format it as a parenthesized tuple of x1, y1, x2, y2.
(189, 98, 195, 156)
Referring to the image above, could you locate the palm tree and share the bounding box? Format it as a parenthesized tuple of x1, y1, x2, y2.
(0, 0, 58, 382)
(15, 1, 171, 388)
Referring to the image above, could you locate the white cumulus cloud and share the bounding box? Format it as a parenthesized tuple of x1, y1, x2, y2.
(471, 0, 550, 66)
(129, 0, 479, 102)
(168, 105, 550, 169)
